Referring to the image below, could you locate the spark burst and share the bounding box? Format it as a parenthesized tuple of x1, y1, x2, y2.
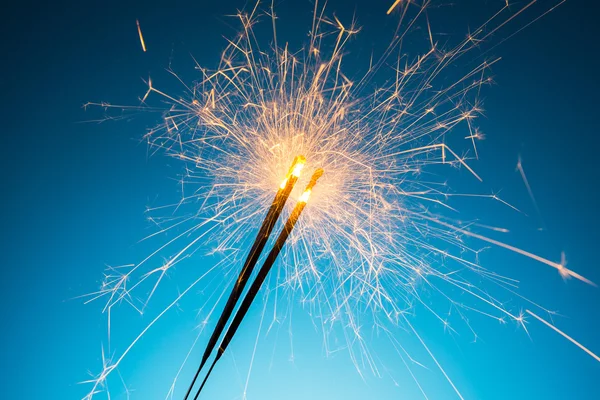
(82, 1, 597, 399)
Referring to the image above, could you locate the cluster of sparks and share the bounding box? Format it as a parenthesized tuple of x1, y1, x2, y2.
(82, 1, 598, 399)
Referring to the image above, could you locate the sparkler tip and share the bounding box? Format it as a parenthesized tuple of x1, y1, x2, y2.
(292, 163, 305, 178)
(302, 168, 325, 203)
(280, 155, 307, 188)
(299, 189, 312, 203)
(290, 155, 306, 178)
(279, 155, 306, 190)
(308, 168, 324, 185)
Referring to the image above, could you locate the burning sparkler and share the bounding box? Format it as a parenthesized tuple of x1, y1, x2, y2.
(82, 1, 598, 399)
(191, 169, 324, 399)
(183, 156, 305, 400)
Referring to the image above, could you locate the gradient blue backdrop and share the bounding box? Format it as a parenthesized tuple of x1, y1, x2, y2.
(2, 0, 599, 399)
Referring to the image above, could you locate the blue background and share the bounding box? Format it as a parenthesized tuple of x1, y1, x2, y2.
(2, 0, 599, 399)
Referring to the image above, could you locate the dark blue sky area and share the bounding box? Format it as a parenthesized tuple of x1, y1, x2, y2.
(2, 1, 599, 399)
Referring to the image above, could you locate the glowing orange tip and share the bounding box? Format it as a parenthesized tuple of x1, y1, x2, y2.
(299, 189, 312, 203)
(291, 162, 305, 178)
(279, 155, 307, 189)
(289, 155, 306, 177)
(299, 168, 324, 203)
(306, 168, 324, 190)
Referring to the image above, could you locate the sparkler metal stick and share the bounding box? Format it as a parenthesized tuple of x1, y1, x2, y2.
(183, 156, 306, 400)
(192, 169, 324, 400)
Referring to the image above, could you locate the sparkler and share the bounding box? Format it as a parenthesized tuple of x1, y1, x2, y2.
(183, 156, 305, 400)
(193, 169, 324, 399)
(82, 1, 598, 399)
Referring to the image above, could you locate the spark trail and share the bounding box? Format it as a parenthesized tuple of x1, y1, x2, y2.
(136, 19, 147, 52)
(526, 310, 600, 363)
(82, 1, 596, 399)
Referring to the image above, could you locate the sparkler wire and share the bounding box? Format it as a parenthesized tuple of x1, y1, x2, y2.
(193, 169, 324, 399)
(183, 156, 305, 400)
